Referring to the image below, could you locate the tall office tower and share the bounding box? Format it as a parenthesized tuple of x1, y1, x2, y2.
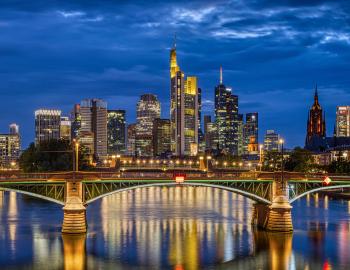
(197, 87, 205, 153)
(35, 109, 61, 145)
(107, 110, 126, 155)
(214, 67, 239, 155)
(237, 114, 244, 156)
(305, 86, 326, 148)
(71, 104, 81, 140)
(336, 106, 350, 137)
(204, 115, 217, 151)
(170, 42, 198, 156)
(80, 99, 107, 161)
(153, 118, 171, 157)
(127, 123, 136, 156)
(243, 112, 259, 154)
(264, 130, 280, 152)
(60, 116, 71, 141)
(0, 132, 20, 169)
(135, 94, 160, 157)
(9, 123, 19, 135)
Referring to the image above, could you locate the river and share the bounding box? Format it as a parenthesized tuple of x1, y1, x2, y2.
(0, 186, 350, 269)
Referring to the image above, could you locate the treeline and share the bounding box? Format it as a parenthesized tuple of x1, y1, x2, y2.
(19, 139, 93, 172)
(263, 147, 350, 174)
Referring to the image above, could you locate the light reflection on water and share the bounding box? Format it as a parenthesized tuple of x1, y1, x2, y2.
(0, 187, 350, 269)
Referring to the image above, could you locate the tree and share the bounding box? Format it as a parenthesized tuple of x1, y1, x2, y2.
(327, 160, 350, 174)
(19, 139, 92, 172)
(284, 147, 315, 172)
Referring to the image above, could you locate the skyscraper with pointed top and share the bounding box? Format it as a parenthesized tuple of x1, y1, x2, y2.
(170, 39, 198, 156)
(214, 67, 239, 155)
(305, 85, 326, 148)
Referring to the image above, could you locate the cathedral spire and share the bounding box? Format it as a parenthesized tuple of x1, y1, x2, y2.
(314, 83, 318, 101)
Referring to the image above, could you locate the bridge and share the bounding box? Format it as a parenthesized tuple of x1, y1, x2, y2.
(1, 171, 350, 234)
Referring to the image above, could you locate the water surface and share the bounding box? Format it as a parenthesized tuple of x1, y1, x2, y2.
(0, 187, 350, 269)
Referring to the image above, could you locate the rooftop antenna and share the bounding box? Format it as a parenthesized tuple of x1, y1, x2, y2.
(220, 66, 223, 84)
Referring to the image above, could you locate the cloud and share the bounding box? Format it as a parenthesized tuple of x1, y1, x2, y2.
(58, 10, 85, 18)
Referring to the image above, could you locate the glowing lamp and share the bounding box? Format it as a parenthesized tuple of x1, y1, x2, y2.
(323, 176, 332, 185)
(175, 176, 185, 183)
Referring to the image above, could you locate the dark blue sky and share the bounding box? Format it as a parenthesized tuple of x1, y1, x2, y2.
(1, 0, 349, 148)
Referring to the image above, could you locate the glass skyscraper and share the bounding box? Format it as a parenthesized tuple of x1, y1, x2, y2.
(107, 110, 126, 155)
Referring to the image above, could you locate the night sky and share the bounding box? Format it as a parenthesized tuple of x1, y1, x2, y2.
(1, 0, 349, 148)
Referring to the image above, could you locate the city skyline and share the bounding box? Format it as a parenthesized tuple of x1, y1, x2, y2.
(1, 0, 350, 148)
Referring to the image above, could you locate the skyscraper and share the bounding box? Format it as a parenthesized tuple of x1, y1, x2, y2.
(214, 67, 239, 155)
(135, 94, 161, 157)
(336, 106, 350, 137)
(204, 115, 216, 151)
(35, 109, 61, 144)
(264, 130, 280, 152)
(71, 104, 81, 140)
(0, 131, 20, 169)
(153, 118, 171, 157)
(60, 116, 71, 141)
(127, 123, 136, 156)
(80, 99, 107, 161)
(243, 112, 259, 154)
(237, 114, 244, 156)
(107, 110, 126, 155)
(170, 42, 198, 156)
(305, 86, 326, 148)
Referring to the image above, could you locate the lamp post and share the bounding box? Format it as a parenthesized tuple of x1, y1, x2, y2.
(259, 144, 264, 172)
(279, 138, 285, 190)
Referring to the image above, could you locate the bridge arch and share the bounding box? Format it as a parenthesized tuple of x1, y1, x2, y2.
(0, 187, 65, 206)
(289, 184, 350, 204)
(85, 182, 272, 205)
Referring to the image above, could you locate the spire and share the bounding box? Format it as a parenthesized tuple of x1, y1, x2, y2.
(173, 32, 177, 49)
(314, 83, 318, 100)
(220, 66, 223, 84)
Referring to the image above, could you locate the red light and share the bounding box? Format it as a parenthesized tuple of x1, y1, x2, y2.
(175, 176, 185, 183)
(323, 176, 332, 185)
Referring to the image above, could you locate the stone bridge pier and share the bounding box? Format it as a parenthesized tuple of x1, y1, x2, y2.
(62, 180, 87, 234)
(252, 173, 293, 232)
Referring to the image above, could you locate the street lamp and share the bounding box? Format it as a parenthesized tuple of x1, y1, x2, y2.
(259, 144, 264, 171)
(279, 138, 285, 189)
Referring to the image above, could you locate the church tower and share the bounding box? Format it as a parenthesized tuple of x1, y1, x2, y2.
(305, 85, 326, 148)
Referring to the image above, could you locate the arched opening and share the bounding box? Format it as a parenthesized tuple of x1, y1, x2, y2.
(0, 188, 64, 206)
(85, 182, 271, 205)
(289, 184, 350, 204)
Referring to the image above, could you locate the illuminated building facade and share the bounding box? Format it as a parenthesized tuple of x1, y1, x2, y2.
(170, 43, 198, 156)
(0, 124, 21, 169)
(60, 116, 71, 141)
(153, 118, 171, 157)
(135, 94, 161, 157)
(78, 131, 94, 161)
(127, 123, 136, 156)
(336, 106, 350, 137)
(264, 130, 280, 152)
(243, 112, 259, 154)
(71, 104, 81, 140)
(237, 114, 244, 156)
(80, 99, 107, 161)
(107, 110, 126, 155)
(9, 123, 19, 135)
(305, 87, 326, 149)
(214, 67, 239, 155)
(35, 109, 61, 145)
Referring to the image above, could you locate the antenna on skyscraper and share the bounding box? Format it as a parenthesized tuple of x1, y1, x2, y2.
(220, 66, 223, 84)
(174, 33, 177, 49)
